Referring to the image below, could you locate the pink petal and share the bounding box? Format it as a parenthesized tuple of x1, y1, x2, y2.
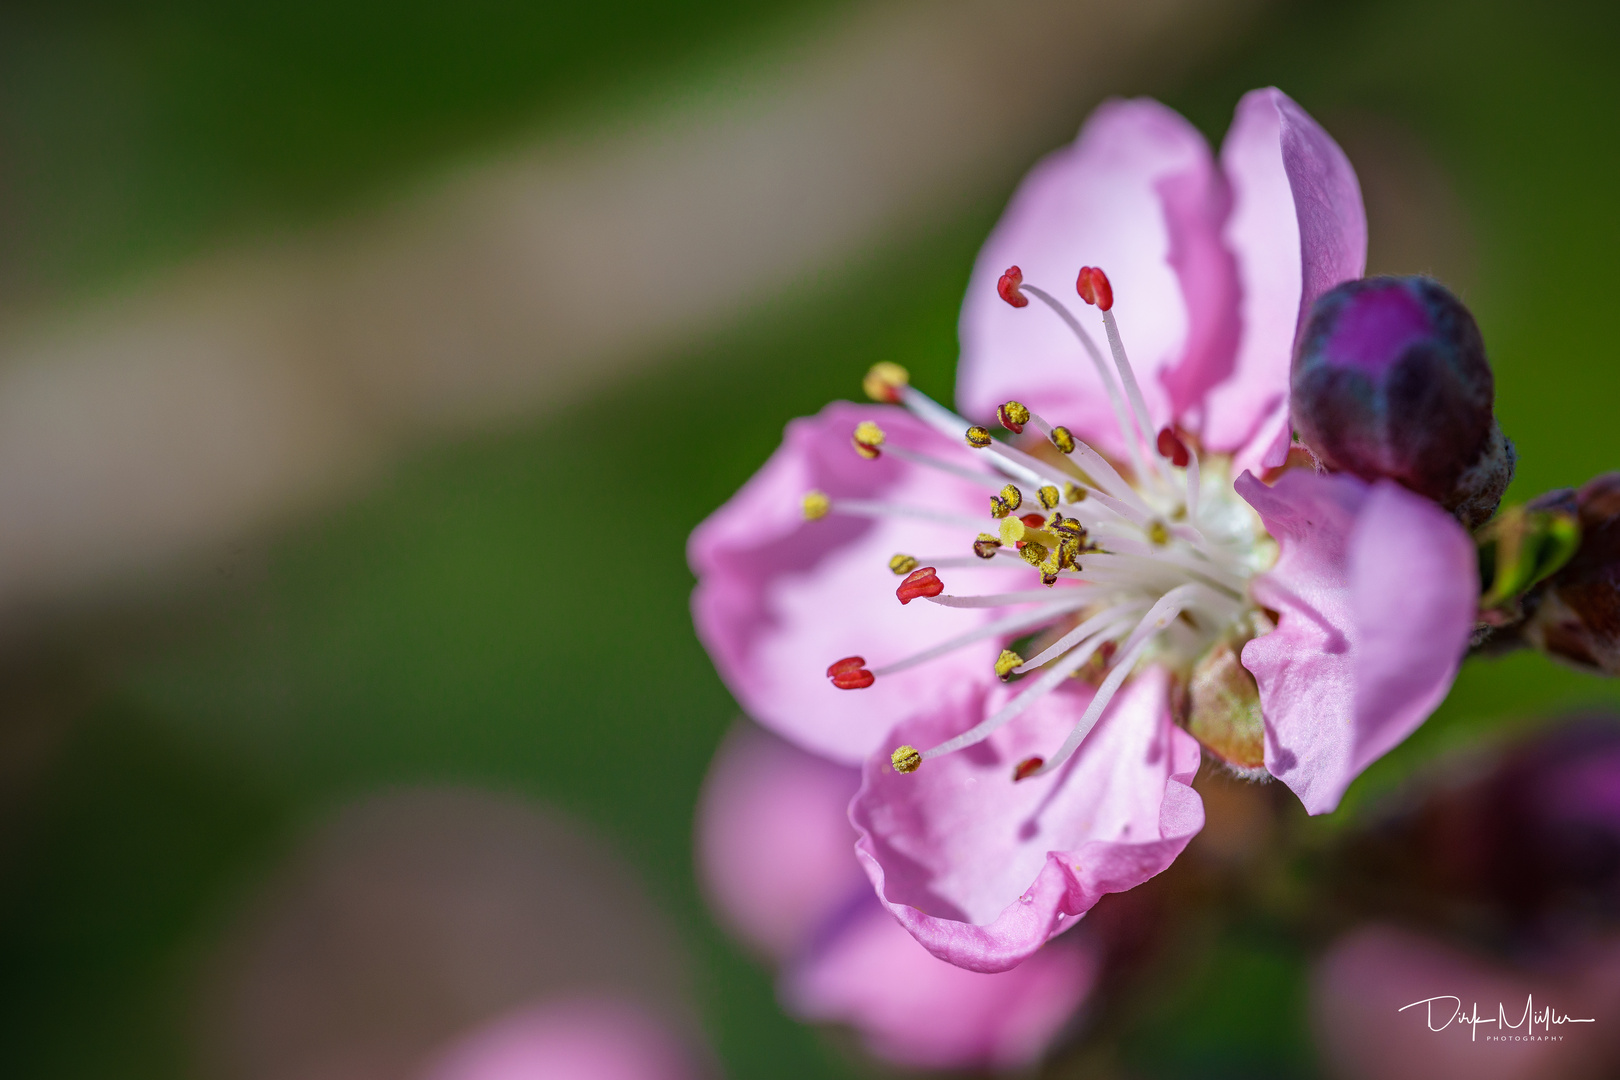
(1155, 152, 1244, 427)
(1237, 469, 1477, 815)
(784, 899, 1099, 1070)
(1207, 88, 1367, 471)
(420, 997, 698, 1080)
(689, 401, 1021, 763)
(694, 724, 866, 961)
(957, 98, 1233, 457)
(850, 669, 1203, 972)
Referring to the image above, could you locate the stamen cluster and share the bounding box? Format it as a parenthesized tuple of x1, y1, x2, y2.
(806, 266, 1272, 781)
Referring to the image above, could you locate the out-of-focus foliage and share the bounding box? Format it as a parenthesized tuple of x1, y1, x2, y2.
(0, 0, 838, 301)
(1, 1, 1618, 1079)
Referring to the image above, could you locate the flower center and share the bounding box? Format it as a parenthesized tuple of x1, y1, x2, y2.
(814, 268, 1273, 780)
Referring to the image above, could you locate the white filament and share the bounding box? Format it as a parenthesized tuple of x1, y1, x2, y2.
(1030, 582, 1208, 776)
(920, 621, 1126, 761)
(871, 600, 1079, 676)
(1021, 283, 1148, 482)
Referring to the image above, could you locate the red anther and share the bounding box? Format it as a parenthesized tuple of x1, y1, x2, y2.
(997, 266, 1029, 308)
(1076, 266, 1114, 311)
(826, 656, 875, 689)
(1156, 426, 1191, 467)
(996, 403, 1026, 434)
(832, 668, 875, 689)
(896, 566, 944, 605)
(1013, 756, 1045, 782)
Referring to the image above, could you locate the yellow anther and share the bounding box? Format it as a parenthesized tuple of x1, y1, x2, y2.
(1020, 541, 1050, 567)
(1147, 520, 1170, 546)
(990, 495, 1011, 519)
(965, 425, 992, 449)
(1037, 485, 1060, 510)
(1050, 426, 1077, 454)
(802, 491, 831, 520)
(852, 420, 886, 460)
(889, 553, 919, 575)
(973, 533, 1002, 559)
(1063, 481, 1087, 503)
(1039, 545, 1062, 576)
(999, 517, 1026, 546)
(994, 649, 1024, 680)
(999, 485, 1023, 512)
(863, 362, 910, 404)
(998, 400, 1031, 431)
(891, 745, 922, 774)
(1059, 536, 1082, 570)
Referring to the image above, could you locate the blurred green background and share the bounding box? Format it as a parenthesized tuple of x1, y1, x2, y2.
(0, 0, 836, 304)
(1, 1, 1618, 1078)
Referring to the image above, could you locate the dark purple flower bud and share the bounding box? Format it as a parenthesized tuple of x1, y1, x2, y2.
(1521, 472, 1620, 675)
(1292, 276, 1514, 529)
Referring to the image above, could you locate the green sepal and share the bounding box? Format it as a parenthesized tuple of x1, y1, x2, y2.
(1476, 502, 1581, 611)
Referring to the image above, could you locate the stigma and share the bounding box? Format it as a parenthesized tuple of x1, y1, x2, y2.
(808, 269, 1272, 782)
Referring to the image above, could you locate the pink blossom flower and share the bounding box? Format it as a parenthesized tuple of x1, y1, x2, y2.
(697, 723, 1099, 1069)
(690, 88, 1481, 973)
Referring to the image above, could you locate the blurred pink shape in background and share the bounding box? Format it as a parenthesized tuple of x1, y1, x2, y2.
(697, 723, 1098, 1070)
(1312, 924, 1620, 1080)
(421, 998, 699, 1080)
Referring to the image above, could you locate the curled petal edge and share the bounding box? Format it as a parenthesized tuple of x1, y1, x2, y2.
(850, 698, 1203, 974)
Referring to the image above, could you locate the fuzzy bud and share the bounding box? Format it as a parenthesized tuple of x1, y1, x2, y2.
(1292, 276, 1513, 528)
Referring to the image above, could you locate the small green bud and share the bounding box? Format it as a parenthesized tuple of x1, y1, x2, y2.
(1477, 501, 1581, 614)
